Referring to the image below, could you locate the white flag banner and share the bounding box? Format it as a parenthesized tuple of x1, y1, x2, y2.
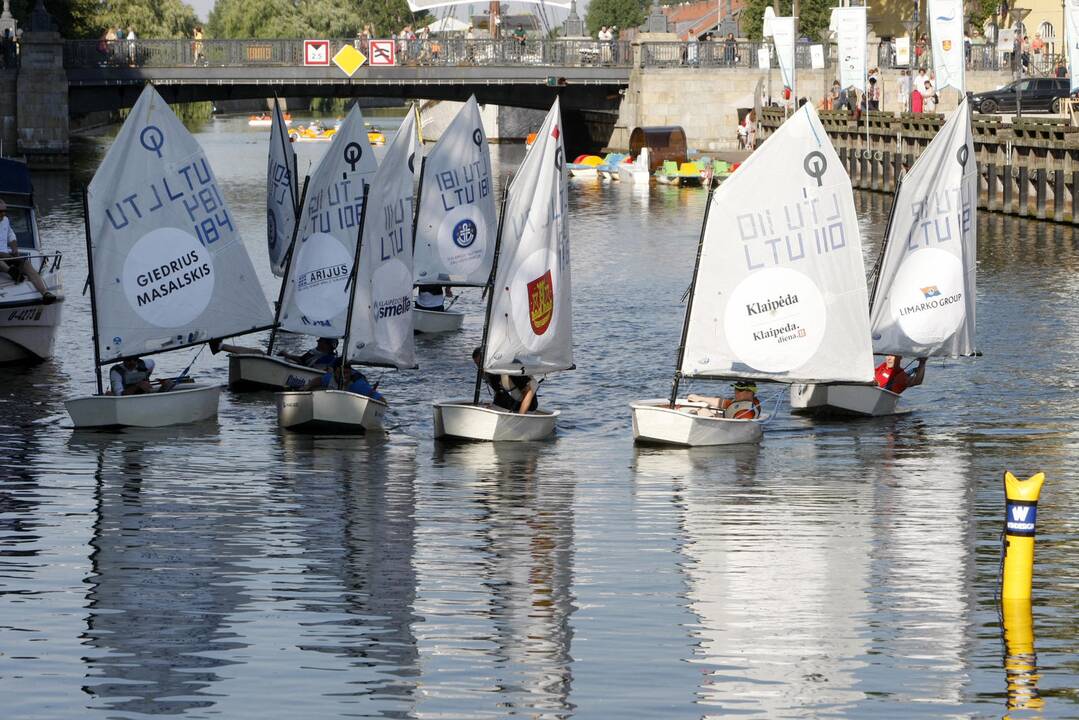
(484, 99, 573, 376)
(278, 105, 378, 338)
(1067, 0, 1079, 93)
(345, 108, 418, 370)
(895, 36, 911, 66)
(757, 47, 771, 70)
(681, 103, 875, 384)
(929, 0, 965, 92)
(266, 97, 297, 277)
(413, 96, 498, 287)
(87, 86, 273, 363)
(869, 100, 977, 358)
(810, 44, 825, 70)
(769, 15, 797, 91)
(830, 7, 867, 91)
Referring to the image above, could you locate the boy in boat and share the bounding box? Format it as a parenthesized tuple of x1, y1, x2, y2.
(307, 359, 384, 402)
(472, 347, 538, 414)
(0, 199, 56, 304)
(209, 337, 339, 369)
(109, 357, 155, 395)
(875, 355, 927, 394)
(686, 381, 761, 419)
(415, 284, 452, 312)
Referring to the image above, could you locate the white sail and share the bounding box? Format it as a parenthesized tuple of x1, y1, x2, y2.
(681, 103, 874, 384)
(413, 96, 498, 287)
(345, 108, 419, 370)
(869, 99, 977, 358)
(277, 105, 378, 338)
(266, 97, 297, 277)
(86, 85, 273, 364)
(484, 99, 573, 376)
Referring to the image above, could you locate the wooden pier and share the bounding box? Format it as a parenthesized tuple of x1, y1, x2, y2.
(759, 108, 1079, 224)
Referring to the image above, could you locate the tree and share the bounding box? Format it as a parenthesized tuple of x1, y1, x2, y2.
(207, 0, 302, 39)
(10, 0, 198, 38)
(586, 0, 647, 38)
(741, 0, 831, 42)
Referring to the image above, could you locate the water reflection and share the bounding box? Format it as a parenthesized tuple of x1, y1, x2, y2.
(79, 426, 246, 715)
(419, 442, 576, 717)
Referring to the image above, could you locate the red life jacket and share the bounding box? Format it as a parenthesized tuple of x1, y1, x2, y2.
(875, 362, 909, 394)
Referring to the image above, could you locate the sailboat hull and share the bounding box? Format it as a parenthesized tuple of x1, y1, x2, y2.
(276, 389, 386, 433)
(227, 353, 323, 391)
(65, 383, 221, 429)
(413, 308, 465, 334)
(789, 383, 906, 417)
(433, 400, 558, 441)
(630, 399, 765, 446)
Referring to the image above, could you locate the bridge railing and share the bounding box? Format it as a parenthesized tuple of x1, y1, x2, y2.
(64, 38, 633, 69)
(640, 41, 828, 70)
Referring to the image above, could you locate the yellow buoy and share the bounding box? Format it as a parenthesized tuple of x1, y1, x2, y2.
(1001, 471, 1045, 601)
(1001, 597, 1045, 711)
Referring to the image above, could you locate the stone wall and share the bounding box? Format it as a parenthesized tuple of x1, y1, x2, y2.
(0, 68, 15, 156)
(610, 63, 1013, 153)
(417, 99, 545, 143)
(15, 30, 68, 167)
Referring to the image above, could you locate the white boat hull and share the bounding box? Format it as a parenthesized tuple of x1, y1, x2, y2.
(789, 383, 905, 417)
(65, 383, 221, 429)
(277, 389, 387, 433)
(413, 307, 465, 334)
(630, 398, 765, 446)
(618, 166, 650, 184)
(227, 353, 324, 391)
(569, 167, 598, 179)
(0, 273, 63, 363)
(433, 400, 559, 441)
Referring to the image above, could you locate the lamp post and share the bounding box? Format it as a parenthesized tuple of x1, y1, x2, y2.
(903, 18, 917, 111)
(1010, 6, 1031, 118)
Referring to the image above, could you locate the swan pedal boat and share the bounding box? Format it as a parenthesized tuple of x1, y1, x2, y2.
(789, 383, 910, 418)
(227, 353, 324, 391)
(277, 389, 387, 434)
(413, 307, 465, 333)
(66, 382, 221, 429)
(630, 398, 766, 446)
(433, 400, 559, 441)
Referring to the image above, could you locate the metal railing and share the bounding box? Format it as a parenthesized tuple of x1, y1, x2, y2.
(641, 41, 827, 69)
(64, 38, 633, 69)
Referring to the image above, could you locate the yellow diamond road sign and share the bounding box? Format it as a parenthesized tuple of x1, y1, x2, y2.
(333, 45, 366, 76)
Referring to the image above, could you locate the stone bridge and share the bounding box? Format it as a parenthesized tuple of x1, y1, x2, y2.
(1, 29, 633, 167)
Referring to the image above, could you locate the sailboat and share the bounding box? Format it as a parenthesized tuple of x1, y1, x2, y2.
(790, 98, 977, 417)
(65, 85, 274, 428)
(278, 108, 420, 433)
(227, 104, 378, 391)
(0, 157, 64, 363)
(433, 99, 571, 442)
(412, 96, 498, 334)
(630, 103, 875, 446)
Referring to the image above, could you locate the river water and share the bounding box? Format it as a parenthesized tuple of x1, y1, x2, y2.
(1, 114, 1077, 719)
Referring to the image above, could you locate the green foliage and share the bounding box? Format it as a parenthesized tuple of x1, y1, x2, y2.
(742, 0, 831, 42)
(10, 0, 198, 39)
(207, 0, 425, 39)
(585, 0, 647, 37)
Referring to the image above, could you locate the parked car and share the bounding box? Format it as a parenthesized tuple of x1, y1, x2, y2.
(971, 77, 1071, 114)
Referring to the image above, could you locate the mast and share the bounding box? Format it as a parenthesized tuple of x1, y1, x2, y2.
(82, 188, 103, 395)
(267, 175, 310, 355)
(866, 173, 904, 314)
(668, 183, 716, 408)
(411, 156, 427, 255)
(472, 187, 510, 405)
(340, 182, 372, 376)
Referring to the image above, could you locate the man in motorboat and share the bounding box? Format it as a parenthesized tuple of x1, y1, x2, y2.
(109, 357, 156, 395)
(0, 199, 56, 304)
(210, 336, 339, 369)
(686, 381, 761, 419)
(874, 355, 927, 394)
(415, 284, 452, 312)
(472, 347, 538, 414)
(307, 358, 384, 401)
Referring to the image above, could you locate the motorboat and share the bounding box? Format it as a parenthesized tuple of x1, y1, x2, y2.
(249, 112, 291, 127)
(0, 157, 64, 363)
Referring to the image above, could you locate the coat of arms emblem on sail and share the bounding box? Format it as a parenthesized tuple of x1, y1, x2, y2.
(527, 270, 554, 335)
